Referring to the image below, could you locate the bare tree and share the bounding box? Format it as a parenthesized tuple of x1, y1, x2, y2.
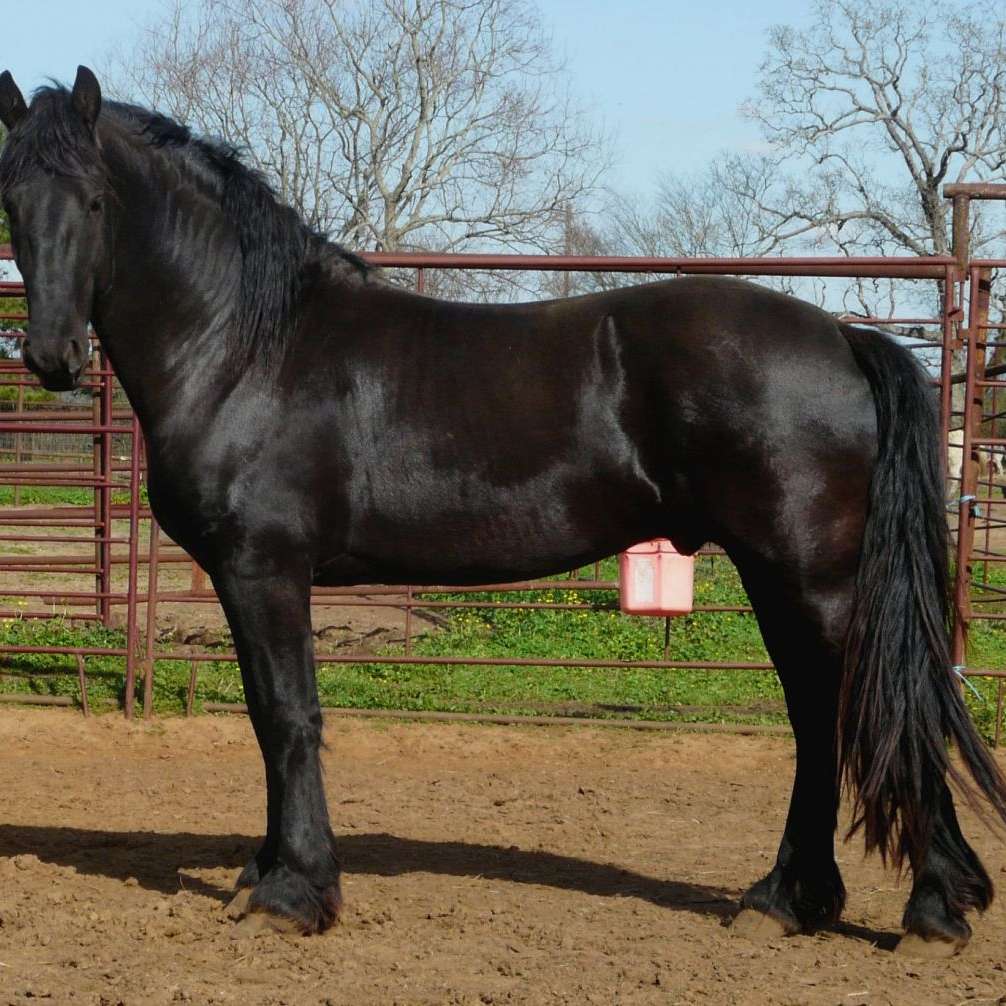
(610, 156, 789, 259)
(740, 0, 1006, 316)
(107, 0, 607, 283)
(548, 156, 828, 301)
(601, 2, 1006, 319)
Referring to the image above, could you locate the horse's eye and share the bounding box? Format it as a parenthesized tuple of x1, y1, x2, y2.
(89, 196, 103, 214)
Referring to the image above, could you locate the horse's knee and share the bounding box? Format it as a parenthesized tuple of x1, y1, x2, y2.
(268, 704, 323, 754)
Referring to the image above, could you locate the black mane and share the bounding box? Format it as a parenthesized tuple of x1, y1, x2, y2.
(0, 85, 374, 361)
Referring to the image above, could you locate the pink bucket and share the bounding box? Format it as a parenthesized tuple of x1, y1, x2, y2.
(618, 539, 694, 616)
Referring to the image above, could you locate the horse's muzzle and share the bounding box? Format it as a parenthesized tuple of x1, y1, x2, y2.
(22, 335, 88, 391)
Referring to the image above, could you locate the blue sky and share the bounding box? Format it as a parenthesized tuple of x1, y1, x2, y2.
(3, 0, 814, 198)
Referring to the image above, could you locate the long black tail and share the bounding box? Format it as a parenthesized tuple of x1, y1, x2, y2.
(839, 324, 1006, 873)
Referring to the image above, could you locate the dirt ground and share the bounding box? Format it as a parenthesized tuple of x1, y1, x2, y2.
(1, 712, 1006, 1005)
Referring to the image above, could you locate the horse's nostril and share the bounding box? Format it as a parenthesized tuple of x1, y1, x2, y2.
(59, 340, 87, 375)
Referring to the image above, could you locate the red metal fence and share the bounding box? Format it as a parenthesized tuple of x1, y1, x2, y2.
(0, 183, 1002, 733)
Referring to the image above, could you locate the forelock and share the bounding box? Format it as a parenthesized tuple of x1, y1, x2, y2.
(0, 86, 100, 191)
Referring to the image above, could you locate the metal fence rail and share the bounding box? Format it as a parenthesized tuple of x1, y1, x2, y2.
(0, 188, 1002, 734)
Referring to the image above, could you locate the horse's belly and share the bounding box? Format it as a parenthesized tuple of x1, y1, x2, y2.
(323, 463, 663, 585)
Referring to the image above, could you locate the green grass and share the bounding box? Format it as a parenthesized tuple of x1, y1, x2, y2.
(0, 484, 149, 506)
(956, 561, 1006, 739)
(0, 617, 244, 713)
(1, 556, 1005, 742)
(0, 559, 785, 724)
(0, 485, 95, 506)
(0, 383, 53, 404)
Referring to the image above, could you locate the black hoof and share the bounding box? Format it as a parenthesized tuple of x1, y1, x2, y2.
(902, 886, 972, 956)
(241, 863, 342, 935)
(740, 861, 845, 935)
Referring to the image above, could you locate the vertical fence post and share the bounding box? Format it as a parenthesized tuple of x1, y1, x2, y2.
(123, 413, 142, 718)
(404, 585, 413, 656)
(13, 381, 22, 506)
(76, 653, 90, 717)
(91, 340, 101, 620)
(996, 680, 1004, 749)
(940, 263, 959, 469)
(951, 266, 989, 672)
(98, 348, 113, 625)
(142, 508, 161, 719)
(982, 379, 997, 585)
(952, 194, 971, 273)
(186, 661, 197, 716)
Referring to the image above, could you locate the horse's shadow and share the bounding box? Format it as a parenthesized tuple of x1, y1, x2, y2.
(0, 825, 898, 948)
(0, 823, 734, 914)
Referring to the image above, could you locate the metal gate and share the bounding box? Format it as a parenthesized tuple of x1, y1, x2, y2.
(0, 184, 1003, 732)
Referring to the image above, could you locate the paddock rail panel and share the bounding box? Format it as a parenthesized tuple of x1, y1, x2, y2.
(0, 193, 1000, 734)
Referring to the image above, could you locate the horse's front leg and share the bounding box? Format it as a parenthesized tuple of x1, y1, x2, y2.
(212, 557, 341, 934)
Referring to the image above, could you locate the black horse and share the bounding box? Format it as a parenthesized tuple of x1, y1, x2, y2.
(1, 66, 1004, 954)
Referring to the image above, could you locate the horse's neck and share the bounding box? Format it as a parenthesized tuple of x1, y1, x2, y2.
(92, 155, 244, 431)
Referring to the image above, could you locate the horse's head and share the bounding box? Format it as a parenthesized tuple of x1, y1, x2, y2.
(0, 66, 109, 391)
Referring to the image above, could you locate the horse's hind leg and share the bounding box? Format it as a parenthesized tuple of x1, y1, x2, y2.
(722, 543, 992, 952)
(898, 784, 991, 956)
(729, 552, 856, 937)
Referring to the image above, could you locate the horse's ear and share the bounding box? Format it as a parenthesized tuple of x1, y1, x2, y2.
(0, 71, 28, 132)
(71, 65, 102, 133)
